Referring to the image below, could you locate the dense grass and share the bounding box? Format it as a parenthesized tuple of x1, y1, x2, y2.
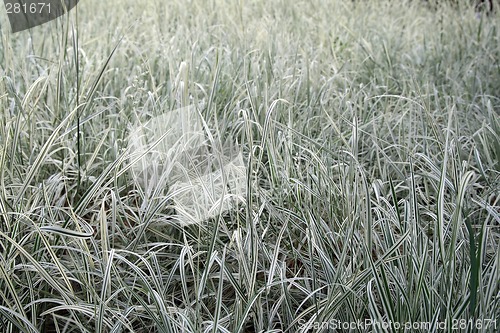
(0, 0, 498, 332)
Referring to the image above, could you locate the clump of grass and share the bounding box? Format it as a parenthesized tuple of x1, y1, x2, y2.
(0, 0, 498, 332)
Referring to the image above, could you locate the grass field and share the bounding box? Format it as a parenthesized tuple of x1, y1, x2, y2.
(0, 0, 499, 332)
